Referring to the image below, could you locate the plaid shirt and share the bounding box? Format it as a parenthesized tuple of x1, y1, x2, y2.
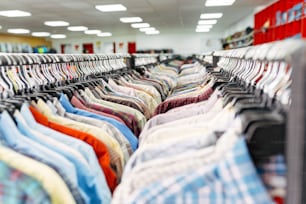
(154, 88, 213, 115)
(92, 86, 150, 120)
(0, 161, 51, 204)
(256, 155, 287, 200)
(114, 138, 272, 204)
(79, 90, 143, 137)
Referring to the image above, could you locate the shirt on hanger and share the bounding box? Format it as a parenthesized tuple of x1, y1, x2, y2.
(29, 106, 117, 193)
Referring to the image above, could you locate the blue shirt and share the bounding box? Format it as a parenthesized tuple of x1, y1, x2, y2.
(20, 103, 112, 204)
(15, 111, 104, 204)
(60, 94, 138, 151)
(0, 111, 85, 202)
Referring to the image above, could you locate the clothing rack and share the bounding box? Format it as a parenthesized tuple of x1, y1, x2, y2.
(198, 40, 306, 204)
(159, 54, 174, 63)
(0, 53, 164, 98)
(131, 54, 159, 68)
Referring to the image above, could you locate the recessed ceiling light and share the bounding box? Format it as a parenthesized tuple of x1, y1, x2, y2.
(7, 28, 30, 34)
(97, 32, 112, 37)
(68, 26, 88, 31)
(0, 10, 31, 17)
(205, 0, 235, 7)
(50, 34, 66, 39)
(146, 30, 160, 35)
(198, 20, 217, 25)
(197, 25, 213, 29)
(140, 27, 156, 32)
(44, 21, 70, 27)
(196, 28, 210, 32)
(131, 23, 150, 28)
(32, 32, 50, 37)
(85, 30, 101, 34)
(120, 17, 142, 23)
(200, 13, 223, 19)
(96, 4, 127, 12)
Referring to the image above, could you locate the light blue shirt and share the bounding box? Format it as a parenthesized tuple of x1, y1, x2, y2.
(15, 110, 103, 204)
(20, 103, 112, 204)
(60, 94, 138, 151)
(0, 111, 83, 201)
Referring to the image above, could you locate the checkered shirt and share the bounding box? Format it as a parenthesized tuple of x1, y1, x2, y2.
(113, 138, 273, 204)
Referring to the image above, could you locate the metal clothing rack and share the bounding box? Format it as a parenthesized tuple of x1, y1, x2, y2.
(198, 40, 306, 204)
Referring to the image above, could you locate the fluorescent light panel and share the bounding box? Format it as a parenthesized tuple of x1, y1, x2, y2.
(50, 34, 66, 39)
(96, 4, 127, 12)
(32, 32, 50, 37)
(0, 10, 31, 17)
(68, 26, 88, 31)
(198, 20, 217, 25)
(196, 28, 210, 32)
(146, 30, 160, 35)
(200, 13, 223, 19)
(205, 0, 235, 7)
(197, 25, 213, 29)
(97, 32, 112, 37)
(85, 30, 101, 34)
(131, 23, 150, 28)
(44, 21, 69, 27)
(120, 17, 142, 23)
(140, 27, 156, 32)
(7, 28, 30, 34)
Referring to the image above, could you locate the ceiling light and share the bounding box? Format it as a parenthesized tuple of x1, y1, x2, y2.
(32, 32, 50, 37)
(146, 30, 160, 35)
(120, 17, 142, 23)
(0, 10, 31, 17)
(85, 30, 101, 34)
(68, 26, 88, 31)
(44, 21, 69, 27)
(97, 32, 112, 37)
(200, 13, 223, 19)
(196, 28, 210, 32)
(197, 25, 213, 29)
(7, 28, 30, 34)
(198, 20, 217, 25)
(205, 0, 235, 7)
(140, 27, 156, 32)
(50, 34, 66, 39)
(96, 4, 127, 12)
(131, 23, 150, 28)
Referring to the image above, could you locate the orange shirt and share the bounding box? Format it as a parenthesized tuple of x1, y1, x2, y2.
(29, 106, 117, 192)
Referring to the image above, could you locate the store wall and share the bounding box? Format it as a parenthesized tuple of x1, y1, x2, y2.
(52, 35, 136, 54)
(0, 33, 52, 47)
(52, 32, 222, 56)
(136, 31, 222, 56)
(223, 14, 254, 37)
(223, 6, 269, 37)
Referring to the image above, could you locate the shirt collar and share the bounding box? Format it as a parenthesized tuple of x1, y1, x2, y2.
(59, 93, 77, 113)
(20, 103, 37, 126)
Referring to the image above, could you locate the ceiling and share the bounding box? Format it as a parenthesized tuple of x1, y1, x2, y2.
(0, 0, 274, 38)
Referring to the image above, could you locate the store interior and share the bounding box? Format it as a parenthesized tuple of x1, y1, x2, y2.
(0, 0, 287, 55)
(1, 1, 306, 204)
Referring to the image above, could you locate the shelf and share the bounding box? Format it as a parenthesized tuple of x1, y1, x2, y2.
(226, 31, 254, 44)
(231, 39, 254, 49)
